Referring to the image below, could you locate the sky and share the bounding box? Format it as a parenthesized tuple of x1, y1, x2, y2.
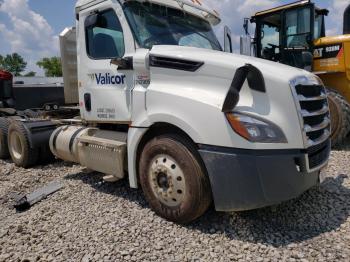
(0, 0, 347, 76)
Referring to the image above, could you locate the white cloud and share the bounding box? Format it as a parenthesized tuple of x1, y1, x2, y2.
(0, 0, 59, 75)
(327, 0, 349, 36)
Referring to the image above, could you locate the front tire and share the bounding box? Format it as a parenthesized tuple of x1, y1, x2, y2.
(139, 135, 212, 224)
(327, 89, 350, 148)
(8, 122, 39, 168)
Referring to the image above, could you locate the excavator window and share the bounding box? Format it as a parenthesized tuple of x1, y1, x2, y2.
(314, 13, 325, 39)
(261, 23, 280, 61)
(284, 7, 311, 49)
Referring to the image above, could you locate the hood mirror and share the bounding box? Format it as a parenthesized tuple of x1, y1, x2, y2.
(222, 64, 266, 112)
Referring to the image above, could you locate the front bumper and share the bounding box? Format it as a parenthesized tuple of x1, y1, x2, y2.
(199, 142, 330, 212)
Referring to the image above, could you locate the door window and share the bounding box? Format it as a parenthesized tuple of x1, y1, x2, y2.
(85, 10, 125, 59)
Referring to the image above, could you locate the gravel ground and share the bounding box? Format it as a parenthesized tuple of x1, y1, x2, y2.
(0, 149, 349, 262)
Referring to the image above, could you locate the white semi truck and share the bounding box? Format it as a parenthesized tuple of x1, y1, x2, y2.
(5, 0, 332, 223)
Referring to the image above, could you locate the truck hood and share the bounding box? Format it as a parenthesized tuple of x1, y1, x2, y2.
(150, 45, 307, 78)
(145, 45, 313, 149)
(149, 45, 312, 109)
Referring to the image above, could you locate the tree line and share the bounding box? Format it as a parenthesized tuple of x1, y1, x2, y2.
(0, 53, 63, 77)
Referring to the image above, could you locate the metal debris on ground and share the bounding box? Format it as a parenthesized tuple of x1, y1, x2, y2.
(11, 181, 63, 211)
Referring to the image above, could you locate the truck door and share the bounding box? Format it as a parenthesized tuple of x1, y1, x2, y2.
(79, 3, 134, 123)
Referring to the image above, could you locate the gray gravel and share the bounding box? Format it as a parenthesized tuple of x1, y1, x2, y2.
(0, 150, 349, 262)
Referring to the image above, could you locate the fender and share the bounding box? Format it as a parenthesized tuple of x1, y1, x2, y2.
(128, 114, 204, 188)
(19, 120, 58, 149)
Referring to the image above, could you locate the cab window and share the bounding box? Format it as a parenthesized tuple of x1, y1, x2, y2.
(85, 9, 125, 59)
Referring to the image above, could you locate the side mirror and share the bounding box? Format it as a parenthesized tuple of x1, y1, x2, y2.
(243, 18, 249, 35)
(240, 35, 252, 56)
(240, 18, 252, 56)
(110, 57, 133, 70)
(224, 26, 233, 53)
(85, 13, 99, 28)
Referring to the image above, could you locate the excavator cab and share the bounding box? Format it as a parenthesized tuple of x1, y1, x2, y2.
(250, 1, 328, 70)
(244, 1, 350, 147)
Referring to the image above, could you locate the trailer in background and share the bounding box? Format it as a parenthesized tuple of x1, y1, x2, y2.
(0, 28, 79, 167)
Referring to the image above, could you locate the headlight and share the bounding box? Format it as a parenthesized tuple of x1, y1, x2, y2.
(226, 112, 287, 143)
(289, 74, 324, 87)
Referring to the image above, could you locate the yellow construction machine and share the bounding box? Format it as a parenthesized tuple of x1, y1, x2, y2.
(241, 1, 350, 147)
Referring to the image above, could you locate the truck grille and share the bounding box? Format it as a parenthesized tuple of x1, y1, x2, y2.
(292, 83, 331, 171)
(293, 84, 330, 146)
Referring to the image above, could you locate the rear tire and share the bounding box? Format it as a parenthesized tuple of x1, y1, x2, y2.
(139, 134, 212, 224)
(0, 117, 10, 159)
(8, 121, 39, 168)
(327, 89, 350, 148)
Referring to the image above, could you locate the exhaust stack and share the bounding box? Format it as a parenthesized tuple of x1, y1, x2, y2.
(344, 5, 350, 34)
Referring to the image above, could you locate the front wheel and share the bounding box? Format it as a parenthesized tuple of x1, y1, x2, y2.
(139, 135, 212, 224)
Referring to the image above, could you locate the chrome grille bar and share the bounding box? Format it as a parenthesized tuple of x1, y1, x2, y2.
(304, 118, 330, 133)
(300, 105, 329, 117)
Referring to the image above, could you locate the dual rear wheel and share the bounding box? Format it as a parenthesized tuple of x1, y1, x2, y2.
(0, 119, 52, 167)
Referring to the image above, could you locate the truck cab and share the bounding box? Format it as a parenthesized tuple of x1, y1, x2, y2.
(49, 0, 331, 223)
(75, 0, 222, 123)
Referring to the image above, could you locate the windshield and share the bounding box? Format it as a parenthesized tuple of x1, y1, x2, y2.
(123, 1, 222, 51)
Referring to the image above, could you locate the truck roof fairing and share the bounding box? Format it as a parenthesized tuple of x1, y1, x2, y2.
(76, 0, 221, 25)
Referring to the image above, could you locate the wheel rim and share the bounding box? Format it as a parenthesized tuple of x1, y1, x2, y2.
(148, 154, 186, 207)
(10, 131, 23, 160)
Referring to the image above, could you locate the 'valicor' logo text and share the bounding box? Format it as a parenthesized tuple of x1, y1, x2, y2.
(95, 73, 126, 85)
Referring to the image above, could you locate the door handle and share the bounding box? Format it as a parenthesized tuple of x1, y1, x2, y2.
(84, 93, 92, 112)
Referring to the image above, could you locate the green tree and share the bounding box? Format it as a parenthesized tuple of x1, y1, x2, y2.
(0, 53, 27, 76)
(24, 71, 36, 77)
(37, 57, 62, 77)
